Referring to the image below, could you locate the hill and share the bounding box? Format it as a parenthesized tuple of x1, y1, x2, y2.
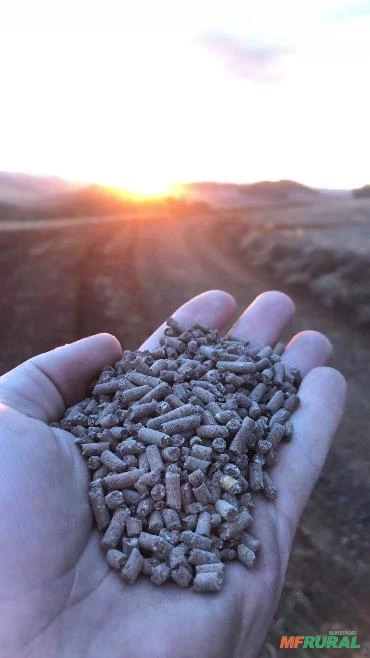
(183, 179, 319, 207)
(0, 172, 80, 205)
(352, 184, 370, 199)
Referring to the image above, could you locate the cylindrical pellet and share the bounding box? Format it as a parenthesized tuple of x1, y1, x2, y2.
(151, 562, 171, 585)
(146, 404, 195, 430)
(138, 532, 172, 558)
(193, 571, 224, 592)
(183, 456, 211, 473)
(101, 450, 126, 473)
(120, 548, 144, 584)
(192, 482, 213, 505)
(165, 470, 182, 511)
(220, 475, 243, 494)
(138, 427, 171, 448)
(219, 511, 252, 540)
(126, 517, 143, 537)
(197, 425, 229, 440)
(229, 417, 255, 454)
(101, 508, 129, 550)
(145, 444, 164, 471)
(262, 471, 277, 500)
(89, 481, 110, 530)
(195, 511, 212, 536)
(162, 508, 181, 531)
(237, 543, 256, 569)
(161, 414, 202, 435)
(215, 498, 239, 521)
(266, 390, 285, 413)
(249, 462, 264, 492)
(82, 442, 111, 457)
(104, 469, 144, 490)
(171, 566, 193, 588)
(120, 385, 151, 407)
(148, 510, 164, 534)
(188, 548, 219, 565)
(106, 549, 127, 570)
(105, 490, 125, 510)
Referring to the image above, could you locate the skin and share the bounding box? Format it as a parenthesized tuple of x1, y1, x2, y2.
(0, 290, 347, 658)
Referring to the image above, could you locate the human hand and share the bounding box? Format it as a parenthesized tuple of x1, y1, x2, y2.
(0, 290, 347, 658)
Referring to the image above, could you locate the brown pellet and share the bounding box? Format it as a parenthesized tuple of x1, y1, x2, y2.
(191, 444, 213, 461)
(89, 481, 110, 530)
(183, 456, 211, 473)
(262, 471, 278, 500)
(104, 469, 145, 490)
(151, 562, 171, 585)
(181, 531, 214, 551)
(122, 536, 139, 554)
(193, 571, 224, 593)
(215, 499, 239, 521)
(182, 514, 198, 530)
(161, 446, 181, 462)
(120, 385, 151, 407)
(165, 470, 182, 511)
(219, 510, 252, 540)
(82, 441, 111, 457)
(169, 544, 187, 569)
(148, 510, 164, 534)
(142, 556, 161, 575)
(151, 483, 166, 501)
(188, 548, 219, 565)
(136, 497, 155, 518)
(192, 482, 213, 505)
(249, 461, 264, 492)
(138, 427, 171, 448)
(241, 532, 261, 553)
(237, 543, 256, 569)
(101, 508, 129, 550)
(266, 390, 285, 414)
(118, 439, 145, 456)
(87, 455, 102, 470)
(138, 532, 172, 559)
(161, 414, 202, 436)
(195, 511, 212, 536)
(126, 517, 143, 537)
(105, 490, 125, 510)
(188, 469, 205, 487)
(181, 482, 194, 508)
(145, 444, 165, 472)
(101, 450, 126, 473)
(171, 565, 193, 588)
(197, 424, 229, 440)
(162, 508, 181, 531)
(229, 417, 255, 455)
(121, 547, 144, 584)
(220, 475, 243, 494)
(106, 548, 127, 570)
(139, 382, 170, 404)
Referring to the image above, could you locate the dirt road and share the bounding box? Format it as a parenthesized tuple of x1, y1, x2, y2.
(0, 212, 368, 654)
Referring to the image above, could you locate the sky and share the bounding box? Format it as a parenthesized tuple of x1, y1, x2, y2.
(1, 0, 370, 193)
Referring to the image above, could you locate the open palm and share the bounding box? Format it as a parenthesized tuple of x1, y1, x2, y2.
(0, 290, 346, 658)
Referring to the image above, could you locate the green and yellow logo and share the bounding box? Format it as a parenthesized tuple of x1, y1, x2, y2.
(280, 630, 361, 650)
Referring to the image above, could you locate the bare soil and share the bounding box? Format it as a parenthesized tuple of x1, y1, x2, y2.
(0, 209, 369, 656)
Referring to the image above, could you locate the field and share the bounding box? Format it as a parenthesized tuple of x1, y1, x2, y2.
(0, 199, 369, 656)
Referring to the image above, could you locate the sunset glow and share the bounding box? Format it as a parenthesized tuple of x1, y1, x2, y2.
(1, 1, 370, 190)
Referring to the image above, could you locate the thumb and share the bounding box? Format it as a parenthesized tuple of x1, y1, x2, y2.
(0, 334, 122, 422)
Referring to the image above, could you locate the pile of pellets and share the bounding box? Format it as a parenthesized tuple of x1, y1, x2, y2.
(56, 318, 301, 593)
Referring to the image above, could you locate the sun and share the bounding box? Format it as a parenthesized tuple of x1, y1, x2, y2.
(118, 175, 178, 200)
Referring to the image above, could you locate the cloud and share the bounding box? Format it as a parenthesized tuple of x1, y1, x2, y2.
(198, 33, 293, 83)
